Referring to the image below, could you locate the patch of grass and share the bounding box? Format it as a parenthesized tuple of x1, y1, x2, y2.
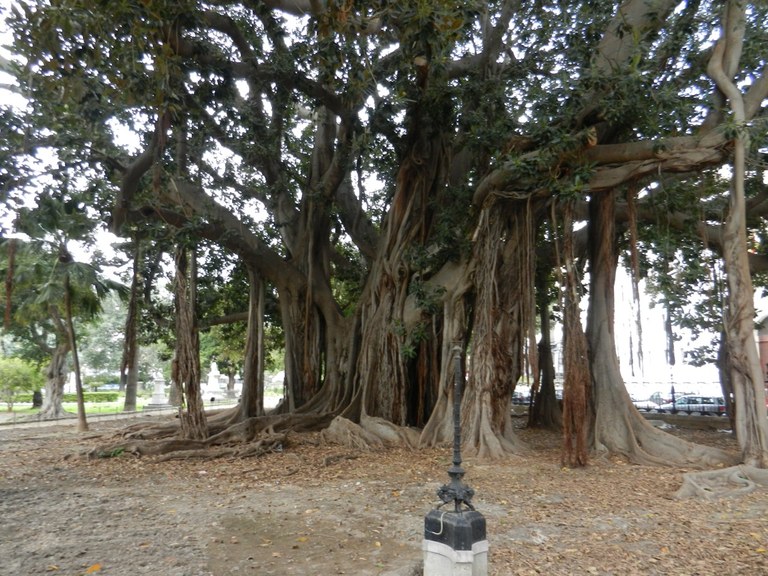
(5, 406, 39, 415)
(95, 447, 125, 459)
(7, 396, 154, 416)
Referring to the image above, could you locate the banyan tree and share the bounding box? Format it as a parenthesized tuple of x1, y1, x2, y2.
(2, 0, 767, 466)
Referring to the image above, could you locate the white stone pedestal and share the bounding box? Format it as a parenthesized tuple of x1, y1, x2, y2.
(423, 509, 487, 576)
(146, 376, 168, 408)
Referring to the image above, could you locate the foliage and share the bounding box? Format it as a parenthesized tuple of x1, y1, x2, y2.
(78, 293, 128, 376)
(12, 391, 119, 403)
(0, 356, 45, 410)
(93, 447, 125, 459)
(62, 391, 120, 403)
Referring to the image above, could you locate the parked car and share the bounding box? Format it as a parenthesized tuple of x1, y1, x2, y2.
(658, 395, 726, 415)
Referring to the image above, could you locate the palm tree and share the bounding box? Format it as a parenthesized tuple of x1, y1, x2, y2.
(37, 243, 126, 430)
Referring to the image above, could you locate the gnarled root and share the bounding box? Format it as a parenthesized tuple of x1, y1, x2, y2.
(319, 415, 420, 450)
(84, 413, 334, 460)
(675, 465, 768, 499)
(87, 439, 208, 459)
(156, 433, 288, 462)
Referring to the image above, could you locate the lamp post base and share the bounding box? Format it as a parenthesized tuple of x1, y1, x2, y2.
(423, 509, 487, 576)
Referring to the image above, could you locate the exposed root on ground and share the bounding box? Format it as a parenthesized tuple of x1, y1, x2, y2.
(594, 407, 739, 469)
(675, 465, 768, 499)
(87, 438, 208, 458)
(463, 407, 529, 459)
(156, 433, 288, 462)
(319, 414, 420, 450)
(119, 418, 180, 440)
(83, 412, 334, 460)
(21, 409, 75, 423)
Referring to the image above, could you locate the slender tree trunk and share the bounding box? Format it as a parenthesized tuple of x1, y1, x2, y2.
(530, 299, 562, 430)
(717, 331, 736, 431)
(62, 276, 88, 432)
(122, 239, 142, 412)
(174, 245, 208, 440)
(169, 352, 181, 406)
(561, 202, 589, 466)
(239, 262, 265, 419)
(226, 372, 236, 398)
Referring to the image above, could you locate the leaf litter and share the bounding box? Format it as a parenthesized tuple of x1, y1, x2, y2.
(0, 417, 766, 575)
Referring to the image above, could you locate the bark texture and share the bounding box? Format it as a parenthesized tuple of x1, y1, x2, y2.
(561, 205, 589, 467)
(121, 239, 142, 412)
(355, 110, 450, 429)
(37, 343, 70, 420)
(238, 262, 265, 420)
(174, 246, 208, 440)
(462, 201, 537, 458)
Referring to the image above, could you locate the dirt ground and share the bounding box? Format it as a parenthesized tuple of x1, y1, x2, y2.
(1, 412, 767, 576)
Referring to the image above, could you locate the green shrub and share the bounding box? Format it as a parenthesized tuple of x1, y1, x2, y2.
(13, 391, 120, 404)
(0, 357, 45, 411)
(62, 391, 120, 403)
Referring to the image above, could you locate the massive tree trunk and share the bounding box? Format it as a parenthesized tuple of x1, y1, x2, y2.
(707, 2, 768, 468)
(462, 201, 537, 458)
(272, 107, 350, 415)
(174, 245, 208, 440)
(354, 143, 448, 428)
(587, 190, 735, 467)
(37, 342, 70, 420)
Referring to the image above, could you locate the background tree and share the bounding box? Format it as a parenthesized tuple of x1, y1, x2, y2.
(0, 356, 45, 411)
(79, 293, 127, 380)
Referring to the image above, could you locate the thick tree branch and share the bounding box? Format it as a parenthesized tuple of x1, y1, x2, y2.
(111, 117, 166, 234)
(576, 0, 679, 127)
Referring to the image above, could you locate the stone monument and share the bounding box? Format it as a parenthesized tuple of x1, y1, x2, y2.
(146, 371, 168, 408)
